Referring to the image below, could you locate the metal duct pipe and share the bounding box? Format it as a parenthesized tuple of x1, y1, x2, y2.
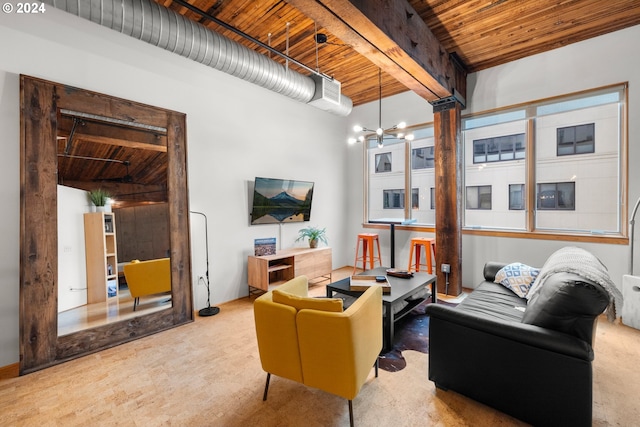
(46, 0, 353, 116)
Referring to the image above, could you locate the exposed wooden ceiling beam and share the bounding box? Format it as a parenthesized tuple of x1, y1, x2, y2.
(286, 0, 466, 103)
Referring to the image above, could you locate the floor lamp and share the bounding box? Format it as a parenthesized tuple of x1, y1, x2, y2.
(191, 210, 220, 316)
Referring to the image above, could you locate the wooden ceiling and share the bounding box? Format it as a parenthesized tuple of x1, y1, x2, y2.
(156, 0, 640, 106)
(58, 0, 640, 205)
(56, 111, 169, 206)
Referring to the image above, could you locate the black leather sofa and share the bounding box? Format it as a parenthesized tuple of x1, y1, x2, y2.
(425, 261, 611, 427)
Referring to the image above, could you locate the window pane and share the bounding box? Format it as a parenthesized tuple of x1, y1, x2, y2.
(411, 147, 434, 169)
(430, 187, 435, 210)
(479, 186, 492, 209)
(466, 187, 479, 209)
(536, 100, 619, 232)
(537, 184, 557, 209)
(509, 184, 525, 210)
(368, 139, 405, 222)
(557, 182, 575, 209)
(383, 189, 404, 209)
(375, 153, 392, 173)
(410, 131, 436, 225)
(557, 123, 595, 156)
(465, 121, 527, 229)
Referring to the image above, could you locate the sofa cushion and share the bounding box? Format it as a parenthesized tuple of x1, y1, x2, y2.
(522, 272, 609, 343)
(273, 289, 343, 313)
(456, 282, 527, 322)
(494, 263, 540, 298)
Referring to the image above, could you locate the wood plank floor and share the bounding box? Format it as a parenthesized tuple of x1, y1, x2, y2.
(2, 267, 639, 426)
(58, 287, 172, 336)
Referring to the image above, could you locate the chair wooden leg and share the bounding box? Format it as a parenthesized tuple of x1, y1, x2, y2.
(374, 357, 379, 378)
(133, 297, 139, 311)
(348, 400, 354, 427)
(263, 373, 271, 401)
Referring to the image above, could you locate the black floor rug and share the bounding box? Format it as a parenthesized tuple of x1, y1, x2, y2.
(379, 298, 456, 372)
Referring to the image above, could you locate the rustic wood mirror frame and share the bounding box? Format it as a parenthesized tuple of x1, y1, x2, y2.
(19, 75, 193, 374)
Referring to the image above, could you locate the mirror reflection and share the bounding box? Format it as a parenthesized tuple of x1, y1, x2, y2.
(55, 110, 171, 336)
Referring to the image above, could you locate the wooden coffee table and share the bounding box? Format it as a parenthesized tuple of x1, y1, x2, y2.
(326, 267, 437, 352)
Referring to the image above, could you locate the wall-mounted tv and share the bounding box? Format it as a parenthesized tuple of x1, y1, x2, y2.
(251, 177, 314, 225)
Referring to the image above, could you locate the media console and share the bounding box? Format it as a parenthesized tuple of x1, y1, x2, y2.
(247, 247, 332, 294)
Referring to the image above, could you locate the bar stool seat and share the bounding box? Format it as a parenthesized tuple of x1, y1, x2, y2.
(408, 237, 436, 274)
(353, 233, 382, 274)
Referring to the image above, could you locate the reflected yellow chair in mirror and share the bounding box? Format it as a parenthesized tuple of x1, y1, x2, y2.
(254, 276, 383, 427)
(123, 258, 172, 311)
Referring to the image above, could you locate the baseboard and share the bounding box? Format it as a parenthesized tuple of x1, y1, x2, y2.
(0, 363, 19, 379)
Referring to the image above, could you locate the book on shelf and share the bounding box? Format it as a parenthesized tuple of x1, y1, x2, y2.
(254, 237, 276, 256)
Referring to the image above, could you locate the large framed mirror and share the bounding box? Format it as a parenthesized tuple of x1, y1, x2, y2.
(20, 75, 193, 374)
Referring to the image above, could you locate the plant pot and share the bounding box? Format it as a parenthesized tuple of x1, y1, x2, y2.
(309, 239, 318, 248)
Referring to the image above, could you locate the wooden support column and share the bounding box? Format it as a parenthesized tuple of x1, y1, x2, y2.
(434, 99, 463, 296)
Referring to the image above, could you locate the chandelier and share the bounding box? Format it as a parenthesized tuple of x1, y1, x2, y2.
(348, 69, 414, 148)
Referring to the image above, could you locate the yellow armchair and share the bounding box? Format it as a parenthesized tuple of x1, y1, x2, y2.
(254, 276, 382, 426)
(123, 258, 172, 311)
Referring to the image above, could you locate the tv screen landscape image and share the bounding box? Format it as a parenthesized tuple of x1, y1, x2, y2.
(251, 177, 314, 225)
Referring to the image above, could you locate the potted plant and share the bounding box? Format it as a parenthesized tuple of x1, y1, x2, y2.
(295, 226, 327, 248)
(88, 188, 111, 212)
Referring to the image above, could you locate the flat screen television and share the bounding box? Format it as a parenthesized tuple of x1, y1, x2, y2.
(251, 177, 314, 225)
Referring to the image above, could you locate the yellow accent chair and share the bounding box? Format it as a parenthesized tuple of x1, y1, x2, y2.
(123, 258, 172, 311)
(254, 275, 383, 427)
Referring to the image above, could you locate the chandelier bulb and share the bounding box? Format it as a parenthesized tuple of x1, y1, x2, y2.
(347, 137, 357, 144)
(405, 133, 415, 141)
(397, 121, 407, 129)
(376, 128, 383, 136)
(353, 125, 363, 132)
(358, 135, 365, 142)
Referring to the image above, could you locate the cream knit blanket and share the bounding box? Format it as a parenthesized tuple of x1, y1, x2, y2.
(526, 246, 623, 322)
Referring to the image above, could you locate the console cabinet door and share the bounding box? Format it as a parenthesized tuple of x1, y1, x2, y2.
(294, 248, 331, 280)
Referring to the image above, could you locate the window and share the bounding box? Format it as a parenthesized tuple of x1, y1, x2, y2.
(364, 85, 626, 238)
(383, 189, 404, 209)
(375, 153, 392, 173)
(430, 187, 435, 210)
(537, 182, 575, 210)
(383, 188, 419, 209)
(509, 184, 525, 210)
(473, 134, 525, 163)
(462, 84, 625, 235)
(411, 188, 419, 209)
(466, 185, 492, 210)
(412, 146, 434, 169)
(367, 125, 435, 225)
(557, 123, 595, 156)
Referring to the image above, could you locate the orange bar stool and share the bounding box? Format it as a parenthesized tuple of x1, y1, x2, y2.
(408, 237, 436, 274)
(353, 233, 382, 274)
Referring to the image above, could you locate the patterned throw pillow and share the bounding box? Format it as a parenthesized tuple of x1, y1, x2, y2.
(494, 263, 540, 298)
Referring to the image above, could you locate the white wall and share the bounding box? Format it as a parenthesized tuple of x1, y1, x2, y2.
(347, 24, 640, 292)
(0, 9, 349, 367)
(57, 185, 90, 312)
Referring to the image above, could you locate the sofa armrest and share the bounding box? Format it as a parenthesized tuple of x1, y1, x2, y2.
(425, 303, 593, 360)
(483, 261, 507, 282)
